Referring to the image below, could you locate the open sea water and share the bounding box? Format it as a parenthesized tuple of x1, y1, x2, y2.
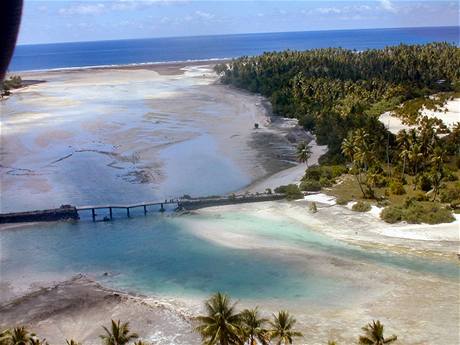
(9, 26, 459, 71)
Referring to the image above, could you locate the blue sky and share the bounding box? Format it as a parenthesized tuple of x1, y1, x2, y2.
(19, 0, 459, 44)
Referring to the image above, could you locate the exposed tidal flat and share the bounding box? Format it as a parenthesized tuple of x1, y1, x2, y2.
(0, 63, 459, 345)
(1, 62, 303, 212)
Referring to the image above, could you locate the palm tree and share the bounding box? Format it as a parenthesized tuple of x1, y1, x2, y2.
(341, 136, 355, 162)
(195, 292, 242, 345)
(28, 337, 47, 345)
(0, 330, 11, 345)
(396, 129, 410, 179)
(268, 311, 303, 345)
(341, 131, 367, 198)
(2, 327, 31, 345)
(296, 141, 312, 167)
(100, 320, 139, 345)
(429, 146, 445, 201)
(66, 340, 82, 345)
(358, 320, 397, 345)
(133, 341, 149, 345)
(240, 307, 269, 345)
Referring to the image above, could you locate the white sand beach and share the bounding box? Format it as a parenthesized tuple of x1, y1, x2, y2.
(379, 98, 459, 134)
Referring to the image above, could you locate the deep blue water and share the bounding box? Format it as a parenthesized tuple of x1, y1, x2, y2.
(10, 26, 459, 71)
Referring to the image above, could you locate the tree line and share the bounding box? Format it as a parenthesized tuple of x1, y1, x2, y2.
(215, 43, 460, 161)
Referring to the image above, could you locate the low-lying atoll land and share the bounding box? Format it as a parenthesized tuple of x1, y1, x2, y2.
(1, 43, 459, 345)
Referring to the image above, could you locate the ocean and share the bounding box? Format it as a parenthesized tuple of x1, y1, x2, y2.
(9, 26, 459, 72)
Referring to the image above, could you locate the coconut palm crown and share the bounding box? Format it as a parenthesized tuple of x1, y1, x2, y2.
(358, 320, 397, 345)
(296, 142, 312, 166)
(195, 292, 242, 345)
(240, 307, 269, 345)
(99, 320, 138, 345)
(268, 311, 303, 345)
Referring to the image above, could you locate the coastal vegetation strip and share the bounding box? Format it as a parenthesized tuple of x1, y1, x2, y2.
(216, 43, 460, 224)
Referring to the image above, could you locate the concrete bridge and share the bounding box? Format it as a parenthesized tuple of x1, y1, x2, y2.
(0, 193, 286, 224)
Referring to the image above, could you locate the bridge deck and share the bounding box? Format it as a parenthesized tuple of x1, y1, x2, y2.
(77, 200, 178, 211)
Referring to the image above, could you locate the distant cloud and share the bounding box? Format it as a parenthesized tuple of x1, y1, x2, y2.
(59, 3, 106, 16)
(59, 0, 187, 16)
(379, 0, 396, 13)
(302, 5, 374, 16)
(317, 7, 342, 14)
(194, 10, 215, 20)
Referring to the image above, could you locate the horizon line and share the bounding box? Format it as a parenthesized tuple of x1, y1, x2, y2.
(17, 24, 459, 47)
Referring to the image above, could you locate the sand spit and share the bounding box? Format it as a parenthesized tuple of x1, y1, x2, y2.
(195, 200, 460, 258)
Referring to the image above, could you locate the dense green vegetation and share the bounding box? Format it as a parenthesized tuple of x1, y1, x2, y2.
(274, 184, 303, 200)
(0, 292, 399, 345)
(216, 43, 459, 159)
(217, 43, 460, 224)
(352, 201, 372, 212)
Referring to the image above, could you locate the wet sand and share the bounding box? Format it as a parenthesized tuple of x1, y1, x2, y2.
(1, 63, 307, 212)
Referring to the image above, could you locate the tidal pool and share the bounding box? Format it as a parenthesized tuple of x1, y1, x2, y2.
(1, 211, 457, 305)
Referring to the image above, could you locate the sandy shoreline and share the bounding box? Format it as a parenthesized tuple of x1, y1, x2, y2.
(194, 200, 460, 259)
(10, 58, 232, 77)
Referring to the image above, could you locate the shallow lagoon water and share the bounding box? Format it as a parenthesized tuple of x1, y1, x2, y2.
(0, 67, 258, 212)
(1, 211, 457, 304)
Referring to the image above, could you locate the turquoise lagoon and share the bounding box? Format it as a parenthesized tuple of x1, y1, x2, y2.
(1, 210, 458, 303)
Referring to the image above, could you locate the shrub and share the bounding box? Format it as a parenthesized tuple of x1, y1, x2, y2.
(440, 185, 460, 203)
(319, 176, 333, 187)
(274, 185, 287, 193)
(265, 188, 272, 194)
(352, 201, 371, 212)
(275, 184, 303, 200)
(381, 201, 455, 224)
(373, 174, 388, 188)
(303, 166, 322, 181)
(299, 179, 322, 192)
(336, 197, 350, 205)
(380, 206, 403, 223)
(404, 202, 455, 224)
(331, 165, 347, 178)
(443, 168, 458, 182)
(303, 165, 346, 182)
(417, 174, 432, 192)
(414, 192, 429, 201)
(376, 199, 391, 207)
(389, 180, 406, 195)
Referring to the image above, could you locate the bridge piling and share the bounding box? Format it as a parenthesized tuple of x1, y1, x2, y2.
(109, 207, 113, 220)
(143, 205, 147, 215)
(160, 203, 165, 212)
(91, 208, 96, 222)
(127, 208, 130, 218)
